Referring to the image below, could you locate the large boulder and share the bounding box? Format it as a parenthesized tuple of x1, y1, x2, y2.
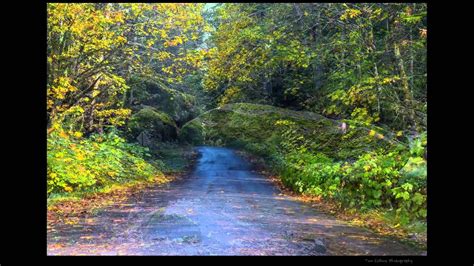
(127, 107, 177, 145)
(128, 77, 200, 126)
(180, 103, 399, 160)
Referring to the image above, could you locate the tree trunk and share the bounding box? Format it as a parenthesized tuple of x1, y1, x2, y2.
(394, 43, 417, 131)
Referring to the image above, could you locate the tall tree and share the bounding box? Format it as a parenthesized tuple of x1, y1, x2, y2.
(47, 3, 209, 134)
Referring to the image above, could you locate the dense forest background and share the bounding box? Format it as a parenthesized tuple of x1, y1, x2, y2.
(47, 3, 427, 236)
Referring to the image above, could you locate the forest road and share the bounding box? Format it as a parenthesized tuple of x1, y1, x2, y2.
(47, 146, 424, 255)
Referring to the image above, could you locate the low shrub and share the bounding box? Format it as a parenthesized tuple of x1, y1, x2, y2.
(276, 143, 426, 224)
(47, 127, 164, 195)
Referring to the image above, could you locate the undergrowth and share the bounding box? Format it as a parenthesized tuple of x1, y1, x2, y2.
(47, 125, 166, 196)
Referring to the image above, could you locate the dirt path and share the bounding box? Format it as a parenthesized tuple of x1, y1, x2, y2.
(47, 146, 423, 255)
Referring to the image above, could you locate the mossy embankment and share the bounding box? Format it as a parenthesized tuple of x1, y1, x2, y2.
(180, 103, 396, 159)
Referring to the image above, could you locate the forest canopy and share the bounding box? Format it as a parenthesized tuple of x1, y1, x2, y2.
(47, 3, 426, 135)
(204, 3, 427, 133)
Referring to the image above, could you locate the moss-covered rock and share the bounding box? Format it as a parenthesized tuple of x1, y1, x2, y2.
(127, 107, 177, 144)
(128, 77, 200, 126)
(180, 103, 401, 160)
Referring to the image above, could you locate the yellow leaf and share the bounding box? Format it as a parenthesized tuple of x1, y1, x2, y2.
(77, 153, 85, 160)
(59, 131, 68, 138)
(65, 219, 78, 225)
(73, 131, 83, 138)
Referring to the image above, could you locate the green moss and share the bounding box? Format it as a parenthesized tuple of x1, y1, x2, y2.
(180, 103, 397, 160)
(128, 77, 199, 125)
(127, 107, 177, 142)
(178, 119, 204, 144)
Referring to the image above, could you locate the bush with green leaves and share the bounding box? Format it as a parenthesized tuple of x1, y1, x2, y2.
(47, 127, 164, 195)
(393, 132, 427, 222)
(280, 151, 341, 197)
(269, 122, 426, 223)
(276, 147, 426, 223)
(341, 150, 402, 208)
